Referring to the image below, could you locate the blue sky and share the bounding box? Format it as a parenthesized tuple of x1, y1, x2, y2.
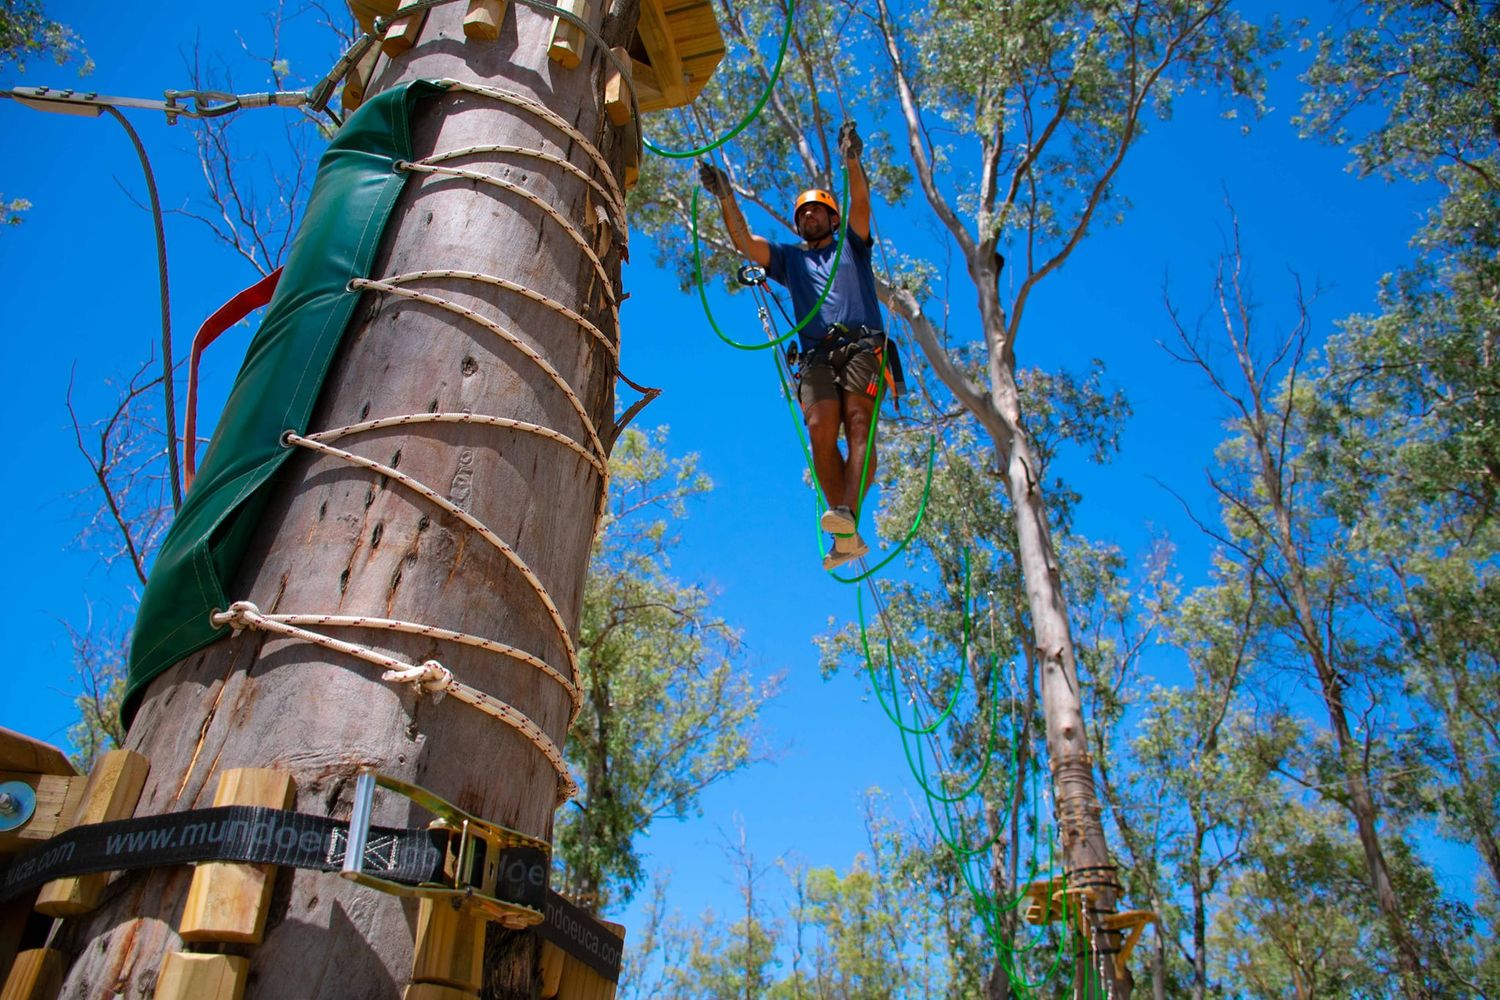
(0, 0, 1470, 968)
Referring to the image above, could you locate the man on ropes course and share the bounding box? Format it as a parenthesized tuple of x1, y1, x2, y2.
(701, 120, 895, 572)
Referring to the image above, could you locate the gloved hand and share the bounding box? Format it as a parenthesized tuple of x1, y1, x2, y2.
(699, 161, 733, 200)
(838, 120, 863, 159)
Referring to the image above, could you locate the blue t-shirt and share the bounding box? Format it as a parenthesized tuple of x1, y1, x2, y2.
(766, 229, 884, 350)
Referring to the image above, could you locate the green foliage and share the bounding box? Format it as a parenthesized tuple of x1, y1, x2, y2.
(0, 0, 89, 73)
(1298, 0, 1499, 186)
(622, 795, 983, 999)
(2, 196, 31, 225)
(1209, 800, 1390, 998)
(63, 620, 128, 772)
(1, 0, 89, 227)
(555, 428, 780, 908)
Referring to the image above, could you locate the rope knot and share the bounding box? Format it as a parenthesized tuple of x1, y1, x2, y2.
(382, 660, 453, 702)
(212, 600, 262, 635)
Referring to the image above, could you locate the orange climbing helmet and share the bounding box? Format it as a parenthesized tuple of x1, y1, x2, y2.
(794, 188, 838, 220)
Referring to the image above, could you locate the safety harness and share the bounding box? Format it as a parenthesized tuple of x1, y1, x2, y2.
(792, 323, 907, 405)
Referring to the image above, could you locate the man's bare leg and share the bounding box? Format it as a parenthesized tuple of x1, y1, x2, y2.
(804, 397, 846, 511)
(841, 389, 877, 514)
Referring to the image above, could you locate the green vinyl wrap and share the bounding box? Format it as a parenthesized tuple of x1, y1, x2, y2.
(122, 80, 449, 727)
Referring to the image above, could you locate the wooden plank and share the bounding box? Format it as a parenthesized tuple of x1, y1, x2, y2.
(599, 920, 624, 1000)
(0, 730, 74, 777)
(621, 119, 640, 191)
(153, 952, 248, 1000)
(410, 898, 483, 991)
(463, 0, 507, 41)
(631, 61, 666, 115)
(34, 750, 148, 917)
(552, 919, 623, 1000)
(381, 8, 428, 57)
(0, 948, 63, 1000)
(342, 39, 383, 113)
(179, 769, 296, 945)
(0, 774, 84, 856)
(636, 0, 687, 105)
(547, 0, 590, 70)
(538, 941, 565, 998)
(404, 985, 478, 1000)
(603, 47, 632, 126)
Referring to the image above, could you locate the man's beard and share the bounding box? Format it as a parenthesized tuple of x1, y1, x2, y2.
(799, 217, 833, 241)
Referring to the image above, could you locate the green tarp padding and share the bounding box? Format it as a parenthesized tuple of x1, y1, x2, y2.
(122, 80, 448, 726)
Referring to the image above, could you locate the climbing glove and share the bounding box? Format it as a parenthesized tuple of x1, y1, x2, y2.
(699, 161, 733, 200)
(838, 120, 863, 159)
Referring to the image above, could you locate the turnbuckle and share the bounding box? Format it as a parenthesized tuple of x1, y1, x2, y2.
(341, 770, 549, 929)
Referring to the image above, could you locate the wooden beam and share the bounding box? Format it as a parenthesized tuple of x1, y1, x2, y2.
(342, 39, 383, 113)
(630, 61, 666, 114)
(409, 898, 483, 992)
(636, 0, 687, 106)
(621, 119, 640, 192)
(179, 769, 296, 945)
(0, 729, 74, 777)
(0, 948, 63, 1000)
(382, 8, 429, 57)
(551, 919, 624, 1000)
(405, 985, 478, 1000)
(462, 0, 507, 41)
(603, 47, 632, 126)
(547, 0, 590, 70)
(0, 773, 84, 856)
(154, 953, 248, 1000)
(538, 941, 565, 999)
(34, 750, 148, 917)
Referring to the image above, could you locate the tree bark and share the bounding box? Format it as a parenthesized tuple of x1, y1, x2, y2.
(1253, 432, 1431, 997)
(887, 270, 1132, 997)
(986, 338, 1130, 998)
(53, 4, 632, 997)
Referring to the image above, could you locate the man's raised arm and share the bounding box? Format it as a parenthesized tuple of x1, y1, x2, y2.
(838, 121, 871, 242)
(700, 162, 772, 268)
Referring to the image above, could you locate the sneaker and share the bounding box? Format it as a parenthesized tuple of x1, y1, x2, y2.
(822, 532, 869, 571)
(833, 530, 869, 556)
(820, 505, 858, 535)
(822, 547, 861, 572)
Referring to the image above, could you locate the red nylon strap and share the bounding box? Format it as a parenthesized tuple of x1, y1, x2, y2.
(183, 267, 283, 491)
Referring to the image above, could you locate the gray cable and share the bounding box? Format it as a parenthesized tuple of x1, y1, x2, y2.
(103, 105, 181, 511)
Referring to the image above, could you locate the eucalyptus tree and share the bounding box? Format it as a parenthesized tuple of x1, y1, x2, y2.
(1294, 0, 1499, 987)
(1163, 223, 1489, 995)
(630, 2, 1280, 991)
(1298, 0, 1499, 906)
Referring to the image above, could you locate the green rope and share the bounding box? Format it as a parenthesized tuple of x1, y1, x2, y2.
(675, 38, 1093, 995)
(690, 167, 849, 350)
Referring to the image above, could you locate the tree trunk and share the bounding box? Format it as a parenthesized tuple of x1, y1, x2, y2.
(990, 362, 1130, 1000)
(1256, 440, 1430, 996)
(53, 4, 633, 996)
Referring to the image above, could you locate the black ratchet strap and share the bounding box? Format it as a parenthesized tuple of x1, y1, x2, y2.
(0, 805, 444, 904)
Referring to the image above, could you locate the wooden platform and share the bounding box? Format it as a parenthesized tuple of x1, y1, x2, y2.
(344, 0, 723, 114)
